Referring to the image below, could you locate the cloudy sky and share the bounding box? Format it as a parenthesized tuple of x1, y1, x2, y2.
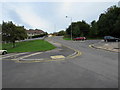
(0, 0, 119, 33)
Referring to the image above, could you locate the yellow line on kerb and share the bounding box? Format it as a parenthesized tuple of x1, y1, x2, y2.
(88, 44, 119, 53)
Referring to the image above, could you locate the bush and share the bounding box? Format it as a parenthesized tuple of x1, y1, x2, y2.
(32, 34, 46, 38)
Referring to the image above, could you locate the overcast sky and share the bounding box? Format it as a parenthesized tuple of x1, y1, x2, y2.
(0, 0, 119, 33)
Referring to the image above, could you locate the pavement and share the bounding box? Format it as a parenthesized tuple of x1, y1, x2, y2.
(2, 36, 118, 88)
(90, 41, 120, 52)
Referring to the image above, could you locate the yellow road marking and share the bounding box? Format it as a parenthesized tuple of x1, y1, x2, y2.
(51, 55, 65, 59)
(89, 44, 119, 52)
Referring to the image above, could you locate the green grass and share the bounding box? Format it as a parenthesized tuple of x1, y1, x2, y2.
(0, 43, 2, 50)
(2, 40, 56, 53)
(63, 37, 103, 40)
(63, 37, 72, 40)
(87, 37, 103, 40)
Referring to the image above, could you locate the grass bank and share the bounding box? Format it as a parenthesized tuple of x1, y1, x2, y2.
(2, 40, 56, 53)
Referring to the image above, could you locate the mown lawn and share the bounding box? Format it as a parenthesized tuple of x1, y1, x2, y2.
(63, 37, 72, 40)
(2, 40, 56, 53)
(63, 37, 103, 40)
(0, 43, 2, 49)
(87, 37, 103, 40)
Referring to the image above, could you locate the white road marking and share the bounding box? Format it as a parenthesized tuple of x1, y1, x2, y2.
(19, 58, 44, 61)
(1, 52, 29, 59)
(13, 52, 43, 60)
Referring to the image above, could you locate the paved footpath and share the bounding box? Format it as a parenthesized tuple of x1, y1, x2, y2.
(91, 41, 120, 52)
(2, 36, 118, 88)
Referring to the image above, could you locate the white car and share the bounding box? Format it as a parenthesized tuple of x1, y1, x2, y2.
(0, 50, 7, 55)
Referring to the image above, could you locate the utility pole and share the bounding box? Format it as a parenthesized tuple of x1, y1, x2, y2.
(66, 16, 73, 40)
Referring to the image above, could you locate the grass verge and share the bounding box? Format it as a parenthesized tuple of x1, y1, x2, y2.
(87, 37, 103, 40)
(2, 40, 56, 53)
(63, 37, 72, 40)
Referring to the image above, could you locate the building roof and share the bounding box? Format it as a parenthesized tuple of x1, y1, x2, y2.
(26, 29, 45, 34)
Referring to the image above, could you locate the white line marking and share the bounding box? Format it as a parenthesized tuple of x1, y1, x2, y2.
(1, 52, 28, 59)
(19, 58, 44, 61)
(14, 52, 43, 60)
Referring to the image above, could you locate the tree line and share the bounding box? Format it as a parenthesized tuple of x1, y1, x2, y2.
(64, 5, 120, 39)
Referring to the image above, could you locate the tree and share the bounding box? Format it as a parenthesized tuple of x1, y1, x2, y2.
(66, 5, 120, 39)
(57, 30, 66, 36)
(2, 21, 27, 47)
(97, 5, 120, 37)
(113, 15, 120, 38)
(77, 20, 90, 37)
(89, 20, 98, 37)
(72, 23, 81, 37)
(2, 21, 16, 44)
(15, 26, 27, 40)
(66, 20, 90, 38)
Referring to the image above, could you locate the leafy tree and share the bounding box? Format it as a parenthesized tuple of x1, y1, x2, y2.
(72, 23, 81, 37)
(97, 5, 120, 38)
(2, 21, 16, 43)
(15, 26, 27, 40)
(57, 30, 66, 36)
(66, 20, 90, 38)
(77, 20, 90, 37)
(66, 25, 71, 35)
(112, 14, 120, 38)
(2, 21, 27, 48)
(89, 20, 98, 37)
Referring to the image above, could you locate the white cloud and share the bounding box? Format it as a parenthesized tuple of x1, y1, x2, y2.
(58, 2, 118, 24)
(1, 0, 120, 2)
(1, 2, 118, 33)
(0, 3, 2, 23)
(3, 3, 53, 33)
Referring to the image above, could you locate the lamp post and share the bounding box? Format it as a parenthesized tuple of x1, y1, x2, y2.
(66, 16, 72, 40)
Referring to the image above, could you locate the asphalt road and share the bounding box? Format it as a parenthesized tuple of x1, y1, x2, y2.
(2, 36, 118, 88)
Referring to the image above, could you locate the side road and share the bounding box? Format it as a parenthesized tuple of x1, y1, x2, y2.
(90, 41, 119, 52)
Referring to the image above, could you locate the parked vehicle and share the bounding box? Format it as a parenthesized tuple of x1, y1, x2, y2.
(0, 50, 7, 55)
(104, 36, 120, 42)
(74, 37, 86, 41)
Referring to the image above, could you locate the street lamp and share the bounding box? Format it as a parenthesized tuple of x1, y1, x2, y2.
(66, 16, 72, 40)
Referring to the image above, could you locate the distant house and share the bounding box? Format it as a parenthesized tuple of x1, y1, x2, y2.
(26, 29, 45, 38)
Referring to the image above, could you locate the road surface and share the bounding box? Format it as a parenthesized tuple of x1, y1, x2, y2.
(2, 36, 118, 88)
